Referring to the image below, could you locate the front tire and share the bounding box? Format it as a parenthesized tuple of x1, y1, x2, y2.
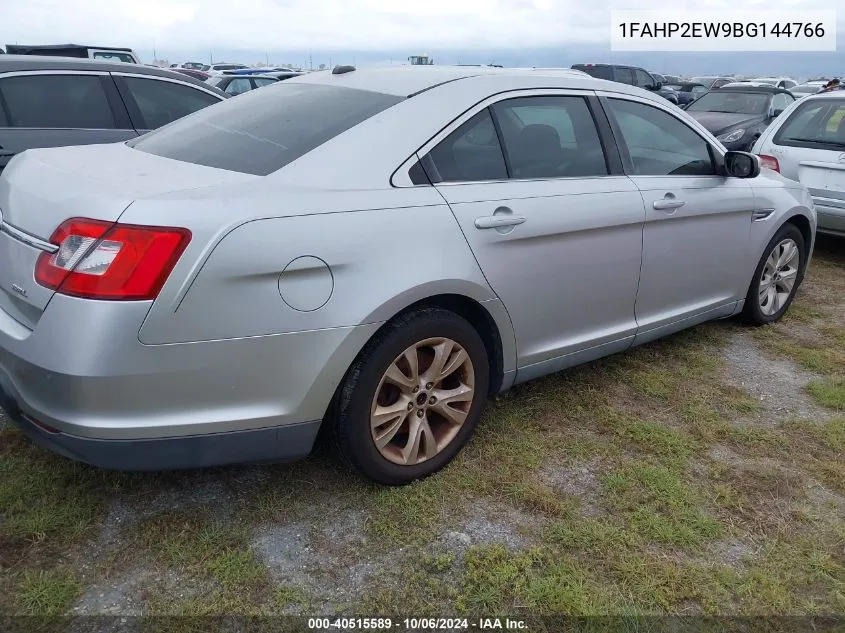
(740, 223, 805, 325)
(330, 308, 490, 486)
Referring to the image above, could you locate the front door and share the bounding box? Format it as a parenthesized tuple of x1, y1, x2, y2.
(420, 92, 646, 380)
(601, 95, 754, 340)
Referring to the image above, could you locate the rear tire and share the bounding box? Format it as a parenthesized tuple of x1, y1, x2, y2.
(740, 223, 805, 325)
(330, 308, 489, 486)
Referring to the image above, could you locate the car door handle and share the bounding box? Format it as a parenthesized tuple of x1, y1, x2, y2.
(474, 215, 527, 229)
(653, 196, 685, 211)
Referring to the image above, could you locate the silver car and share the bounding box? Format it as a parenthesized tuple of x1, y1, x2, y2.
(753, 90, 845, 237)
(0, 66, 816, 485)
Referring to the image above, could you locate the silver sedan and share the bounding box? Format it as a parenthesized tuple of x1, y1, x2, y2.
(0, 66, 816, 485)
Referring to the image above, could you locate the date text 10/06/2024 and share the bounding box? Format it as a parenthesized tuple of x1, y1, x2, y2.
(307, 618, 529, 630)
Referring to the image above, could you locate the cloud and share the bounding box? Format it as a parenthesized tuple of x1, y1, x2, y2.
(2, 0, 841, 58)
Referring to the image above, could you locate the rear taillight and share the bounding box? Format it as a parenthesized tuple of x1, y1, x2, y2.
(758, 154, 780, 172)
(35, 218, 191, 300)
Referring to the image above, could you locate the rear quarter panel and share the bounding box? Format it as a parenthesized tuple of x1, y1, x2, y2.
(128, 187, 506, 347)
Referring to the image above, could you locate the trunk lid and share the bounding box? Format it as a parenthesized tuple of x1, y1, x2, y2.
(0, 143, 256, 327)
(796, 157, 845, 214)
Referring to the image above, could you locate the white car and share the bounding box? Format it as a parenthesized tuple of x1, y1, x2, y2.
(790, 81, 827, 99)
(752, 77, 798, 90)
(205, 63, 249, 75)
(754, 90, 845, 236)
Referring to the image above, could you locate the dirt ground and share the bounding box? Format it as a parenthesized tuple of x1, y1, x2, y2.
(1, 236, 843, 627)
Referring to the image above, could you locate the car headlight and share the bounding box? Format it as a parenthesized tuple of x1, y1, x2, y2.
(716, 128, 746, 143)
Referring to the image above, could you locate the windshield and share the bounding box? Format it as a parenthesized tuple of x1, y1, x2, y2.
(687, 91, 769, 115)
(128, 83, 403, 176)
(572, 65, 613, 80)
(93, 52, 134, 63)
(773, 98, 845, 149)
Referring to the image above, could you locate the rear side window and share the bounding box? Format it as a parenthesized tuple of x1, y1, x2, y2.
(253, 77, 277, 87)
(492, 96, 608, 178)
(93, 52, 134, 63)
(129, 83, 403, 176)
(0, 74, 115, 129)
(773, 98, 845, 150)
(121, 77, 220, 129)
(425, 109, 508, 183)
(223, 78, 252, 96)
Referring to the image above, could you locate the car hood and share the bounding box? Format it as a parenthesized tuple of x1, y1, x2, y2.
(686, 111, 764, 135)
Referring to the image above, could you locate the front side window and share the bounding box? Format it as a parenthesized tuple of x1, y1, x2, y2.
(121, 77, 221, 129)
(773, 98, 845, 150)
(633, 69, 653, 88)
(0, 74, 115, 129)
(492, 96, 607, 178)
(253, 77, 278, 88)
(771, 93, 793, 114)
(607, 98, 716, 176)
(425, 109, 507, 183)
(616, 68, 635, 85)
(129, 83, 403, 176)
(686, 91, 769, 115)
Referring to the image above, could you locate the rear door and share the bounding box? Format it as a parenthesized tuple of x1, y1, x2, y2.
(417, 90, 646, 378)
(112, 73, 223, 133)
(0, 70, 136, 172)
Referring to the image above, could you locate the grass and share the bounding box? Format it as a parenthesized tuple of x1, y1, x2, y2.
(1, 238, 844, 618)
(15, 569, 82, 616)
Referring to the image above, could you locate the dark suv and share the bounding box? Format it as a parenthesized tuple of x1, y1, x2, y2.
(0, 56, 227, 173)
(572, 63, 679, 105)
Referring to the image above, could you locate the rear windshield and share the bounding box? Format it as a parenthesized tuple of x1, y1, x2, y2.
(572, 65, 613, 80)
(128, 83, 403, 176)
(686, 91, 769, 115)
(773, 98, 845, 151)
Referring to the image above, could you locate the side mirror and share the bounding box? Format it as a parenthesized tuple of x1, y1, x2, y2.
(647, 81, 662, 91)
(724, 151, 760, 179)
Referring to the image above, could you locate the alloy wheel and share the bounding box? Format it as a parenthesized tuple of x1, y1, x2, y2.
(370, 337, 475, 466)
(758, 238, 800, 316)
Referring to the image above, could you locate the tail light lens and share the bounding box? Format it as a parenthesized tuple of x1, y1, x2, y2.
(758, 155, 780, 172)
(35, 218, 191, 300)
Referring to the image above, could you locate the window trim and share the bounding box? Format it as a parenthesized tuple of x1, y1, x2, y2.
(0, 69, 124, 131)
(391, 88, 622, 187)
(597, 92, 727, 179)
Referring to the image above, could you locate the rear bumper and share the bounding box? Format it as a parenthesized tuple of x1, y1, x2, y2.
(0, 385, 320, 470)
(0, 293, 381, 468)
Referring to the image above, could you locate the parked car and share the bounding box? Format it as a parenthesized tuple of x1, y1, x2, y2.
(571, 63, 679, 104)
(260, 70, 304, 81)
(4, 44, 140, 64)
(181, 62, 207, 71)
(691, 76, 734, 90)
(171, 68, 211, 82)
(790, 81, 827, 99)
(663, 74, 681, 84)
(663, 82, 709, 106)
(208, 74, 279, 95)
(0, 66, 814, 484)
(684, 85, 796, 151)
(0, 56, 226, 172)
(205, 63, 249, 75)
(753, 91, 845, 236)
(752, 77, 798, 90)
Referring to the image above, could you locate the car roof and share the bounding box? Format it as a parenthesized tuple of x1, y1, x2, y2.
(716, 84, 792, 94)
(292, 65, 618, 97)
(799, 90, 845, 101)
(0, 55, 225, 94)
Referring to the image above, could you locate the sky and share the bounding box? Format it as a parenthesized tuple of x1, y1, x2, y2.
(2, 0, 843, 74)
